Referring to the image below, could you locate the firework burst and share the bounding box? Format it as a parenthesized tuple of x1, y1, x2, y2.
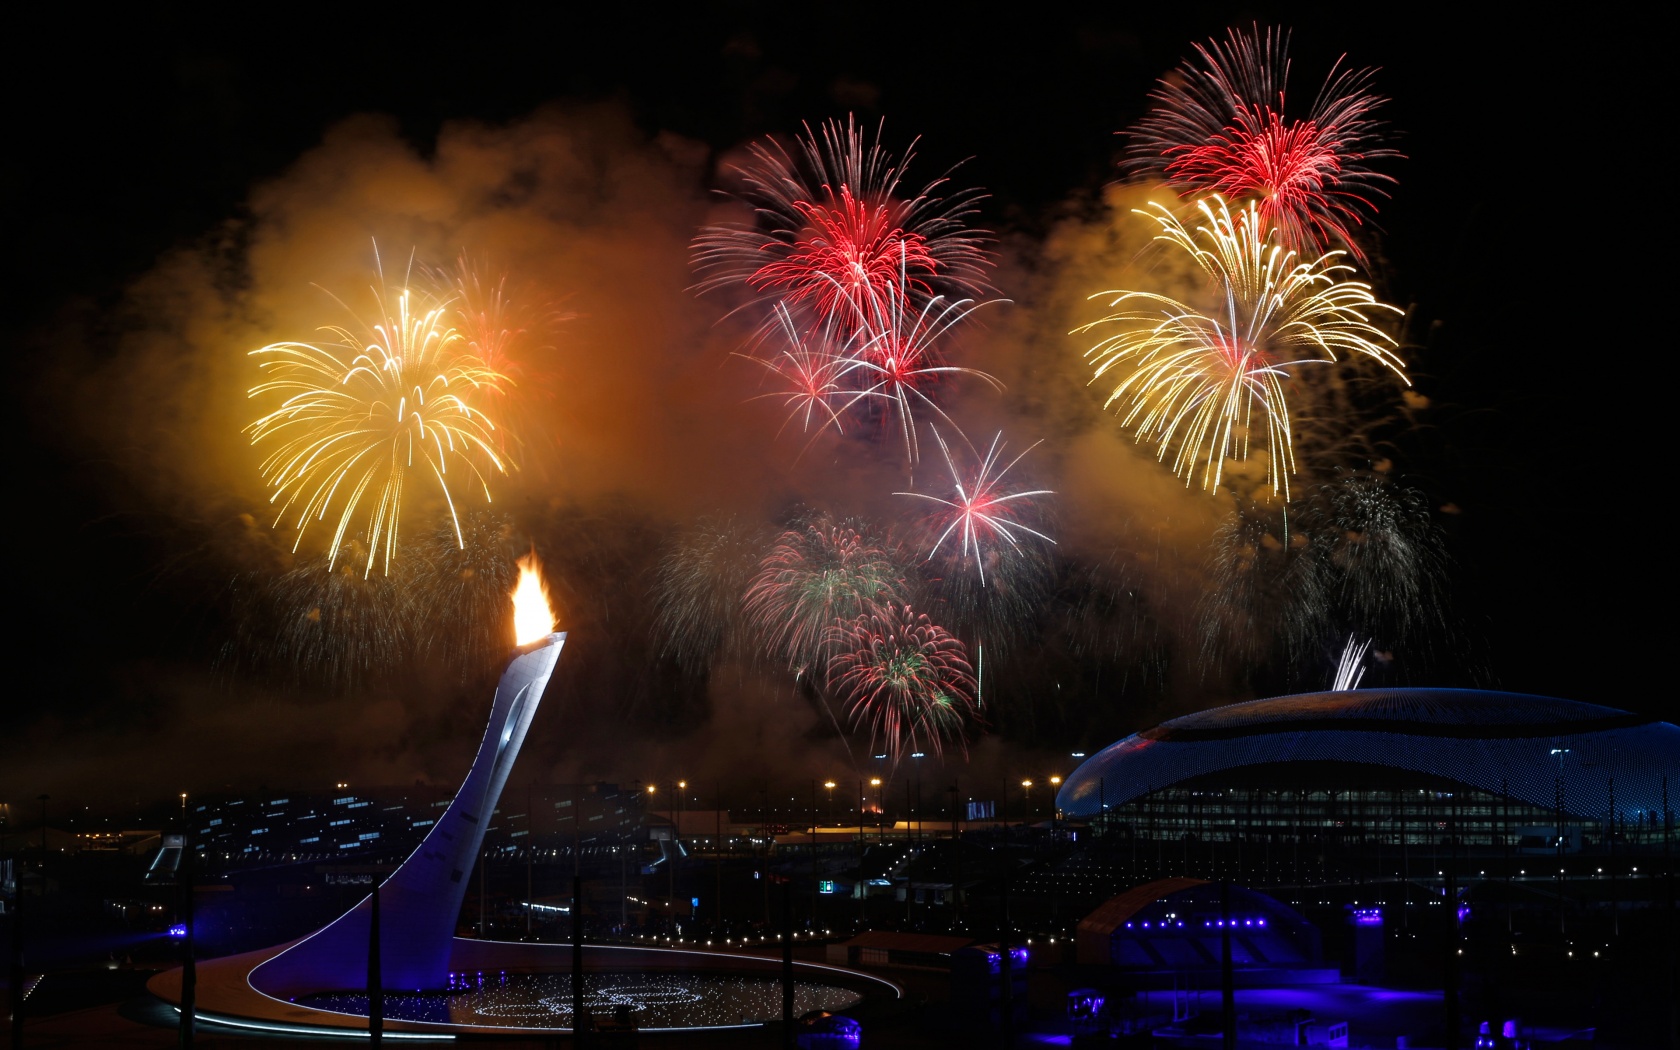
(1127, 24, 1398, 256)
(826, 602, 977, 764)
(692, 115, 992, 327)
(740, 303, 855, 440)
(1197, 472, 1453, 688)
(652, 515, 767, 673)
(743, 518, 911, 676)
(412, 508, 523, 677)
(844, 272, 1002, 463)
(247, 278, 510, 576)
(221, 544, 419, 693)
(1078, 196, 1405, 498)
(897, 428, 1055, 586)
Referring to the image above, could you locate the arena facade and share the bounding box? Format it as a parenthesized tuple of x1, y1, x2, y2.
(1054, 689, 1679, 855)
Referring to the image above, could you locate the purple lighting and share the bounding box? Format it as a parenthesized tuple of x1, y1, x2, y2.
(1352, 908, 1383, 926)
(167, 924, 188, 939)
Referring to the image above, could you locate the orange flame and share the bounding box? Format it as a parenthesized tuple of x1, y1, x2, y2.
(511, 552, 556, 646)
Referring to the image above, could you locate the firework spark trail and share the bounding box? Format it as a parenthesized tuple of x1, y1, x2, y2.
(1196, 472, 1452, 687)
(1127, 24, 1398, 257)
(841, 269, 1003, 463)
(743, 520, 910, 675)
(738, 303, 855, 440)
(1078, 196, 1405, 498)
(223, 552, 417, 693)
(247, 279, 510, 576)
(1332, 635, 1372, 690)
(897, 428, 1055, 586)
(1312, 470, 1450, 650)
(652, 516, 766, 673)
(691, 115, 992, 329)
(446, 253, 524, 376)
(825, 602, 977, 765)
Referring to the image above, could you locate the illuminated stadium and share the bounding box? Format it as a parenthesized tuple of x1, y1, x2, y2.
(1055, 688, 1680, 856)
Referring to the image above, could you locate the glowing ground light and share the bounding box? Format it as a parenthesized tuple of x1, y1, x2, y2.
(301, 973, 862, 1031)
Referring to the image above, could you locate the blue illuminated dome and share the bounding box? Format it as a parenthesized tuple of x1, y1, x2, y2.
(1056, 688, 1680, 819)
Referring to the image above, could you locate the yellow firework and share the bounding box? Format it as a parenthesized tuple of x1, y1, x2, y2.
(247, 284, 510, 576)
(1078, 196, 1405, 497)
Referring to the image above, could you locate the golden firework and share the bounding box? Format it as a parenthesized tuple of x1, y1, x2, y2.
(247, 284, 510, 575)
(1078, 196, 1405, 498)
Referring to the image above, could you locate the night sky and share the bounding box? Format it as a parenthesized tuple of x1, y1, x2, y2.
(4, 7, 1662, 807)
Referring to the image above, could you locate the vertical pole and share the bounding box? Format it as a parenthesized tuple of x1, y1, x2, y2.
(1219, 880, 1234, 1050)
(857, 780, 866, 926)
(1556, 768, 1566, 935)
(1445, 794, 1459, 1050)
(36, 797, 46, 891)
(8, 823, 21, 1048)
(526, 786, 534, 940)
(809, 780, 818, 932)
(994, 866, 1007, 1041)
(781, 880, 794, 1049)
(1503, 779, 1512, 935)
(1445, 863, 1459, 1050)
(905, 776, 915, 922)
(714, 786, 723, 929)
(668, 784, 677, 922)
(1607, 776, 1617, 937)
(1400, 787, 1410, 931)
(951, 780, 961, 923)
(572, 874, 585, 1044)
(178, 869, 195, 1050)
(999, 775, 1012, 1050)
(1663, 774, 1674, 1050)
(367, 880, 382, 1047)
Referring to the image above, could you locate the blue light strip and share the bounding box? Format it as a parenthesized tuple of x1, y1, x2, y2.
(174, 1007, 455, 1041)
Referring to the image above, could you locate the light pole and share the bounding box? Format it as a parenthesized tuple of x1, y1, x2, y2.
(1049, 777, 1063, 824)
(855, 779, 867, 924)
(1021, 780, 1033, 826)
(36, 794, 48, 893)
(870, 779, 883, 845)
(824, 781, 836, 825)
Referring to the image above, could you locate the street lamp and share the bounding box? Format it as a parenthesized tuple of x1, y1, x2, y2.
(823, 782, 836, 825)
(1020, 780, 1033, 825)
(1049, 777, 1063, 822)
(870, 778, 884, 844)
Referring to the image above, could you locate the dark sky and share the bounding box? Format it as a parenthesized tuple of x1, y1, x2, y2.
(3, 7, 1665, 802)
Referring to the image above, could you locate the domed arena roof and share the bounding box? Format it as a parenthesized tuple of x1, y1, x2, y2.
(1056, 688, 1680, 819)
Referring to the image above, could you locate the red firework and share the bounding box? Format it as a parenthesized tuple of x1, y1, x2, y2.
(1127, 25, 1398, 257)
(842, 272, 1001, 463)
(692, 115, 992, 327)
(752, 186, 940, 324)
(897, 429, 1055, 586)
(741, 304, 854, 439)
(826, 602, 977, 764)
